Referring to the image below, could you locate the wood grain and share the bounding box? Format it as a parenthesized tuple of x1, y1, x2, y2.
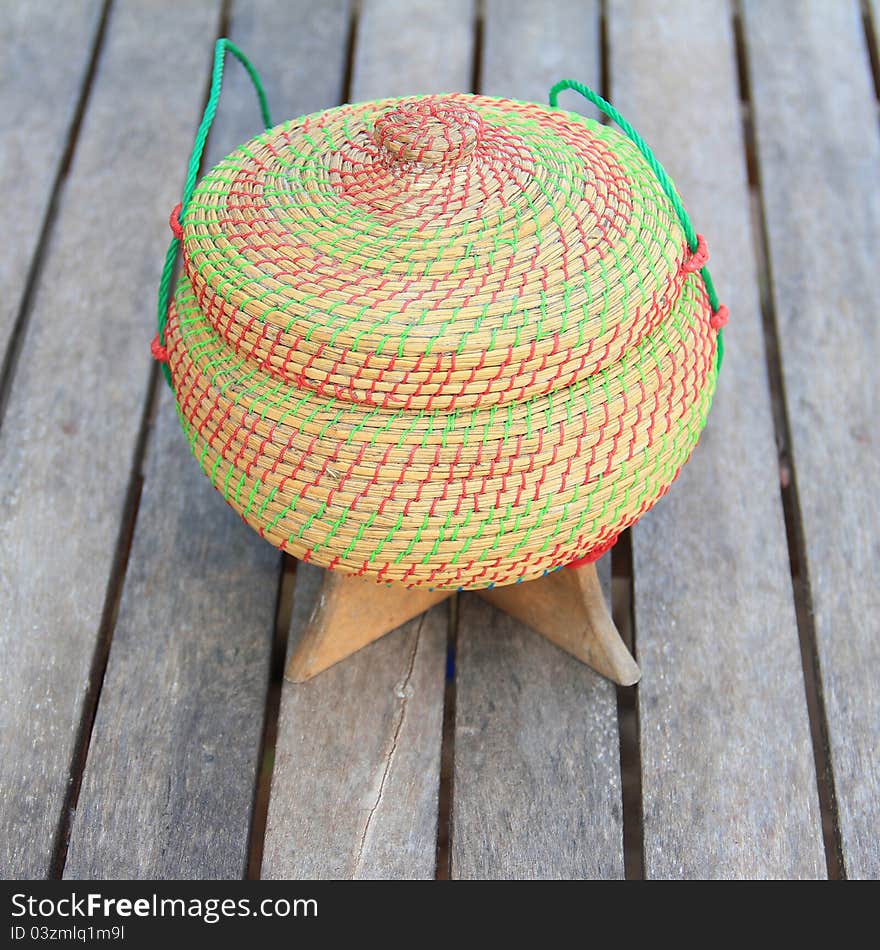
(63, 388, 279, 879)
(480, 0, 599, 110)
(3, 0, 873, 883)
(0, 0, 104, 363)
(742, 0, 880, 879)
(453, 574, 625, 880)
(352, 0, 475, 100)
(261, 0, 468, 880)
(202, 0, 350, 162)
(607, 0, 826, 878)
(450, 0, 625, 881)
(0, 0, 222, 880)
(61, 0, 353, 880)
(263, 565, 447, 879)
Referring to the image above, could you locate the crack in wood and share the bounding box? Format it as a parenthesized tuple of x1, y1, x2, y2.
(352, 616, 424, 876)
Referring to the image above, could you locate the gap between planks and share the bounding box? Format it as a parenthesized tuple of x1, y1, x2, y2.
(244, 0, 362, 879)
(47, 0, 160, 877)
(53, 0, 234, 878)
(433, 595, 459, 879)
(600, 0, 645, 879)
(862, 0, 880, 110)
(247, 554, 298, 879)
(434, 0, 483, 881)
(0, 0, 113, 438)
(611, 530, 645, 880)
(50, 363, 162, 877)
(731, 0, 844, 880)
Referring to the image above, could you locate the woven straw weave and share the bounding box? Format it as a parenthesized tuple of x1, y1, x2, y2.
(164, 94, 719, 589)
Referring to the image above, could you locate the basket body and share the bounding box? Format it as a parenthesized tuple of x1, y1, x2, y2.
(165, 94, 719, 589)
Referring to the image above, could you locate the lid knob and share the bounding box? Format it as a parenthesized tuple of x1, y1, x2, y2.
(373, 98, 484, 166)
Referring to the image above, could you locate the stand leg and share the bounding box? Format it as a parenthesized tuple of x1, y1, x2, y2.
(285, 571, 451, 682)
(285, 562, 639, 686)
(477, 563, 640, 686)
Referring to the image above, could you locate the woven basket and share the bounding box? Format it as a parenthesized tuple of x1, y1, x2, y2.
(160, 91, 722, 590)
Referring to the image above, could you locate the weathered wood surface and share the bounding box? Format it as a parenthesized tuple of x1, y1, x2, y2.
(480, 0, 598, 109)
(63, 388, 278, 879)
(1, 0, 877, 882)
(450, 0, 626, 881)
(742, 0, 880, 880)
(63, 0, 353, 880)
(263, 565, 447, 879)
(261, 0, 468, 879)
(206, 0, 350, 160)
(0, 0, 104, 364)
(453, 575, 625, 880)
(352, 0, 475, 100)
(286, 559, 638, 685)
(609, 0, 826, 878)
(0, 0, 222, 880)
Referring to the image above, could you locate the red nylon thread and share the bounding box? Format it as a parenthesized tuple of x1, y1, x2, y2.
(150, 333, 169, 363)
(164, 92, 722, 590)
(169, 202, 183, 240)
(181, 101, 638, 414)
(710, 304, 730, 329)
(683, 233, 709, 273)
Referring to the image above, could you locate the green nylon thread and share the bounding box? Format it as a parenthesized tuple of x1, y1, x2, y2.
(549, 78, 724, 369)
(156, 38, 272, 385)
(172, 266, 713, 572)
(165, 87, 719, 582)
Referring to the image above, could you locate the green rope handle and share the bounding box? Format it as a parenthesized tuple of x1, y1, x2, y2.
(549, 79, 724, 367)
(155, 39, 272, 385)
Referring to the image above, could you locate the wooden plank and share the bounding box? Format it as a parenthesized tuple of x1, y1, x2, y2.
(62, 389, 279, 879)
(351, 0, 474, 100)
(453, 574, 624, 880)
(480, 0, 598, 108)
(608, 0, 826, 877)
(0, 0, 222, 879)
(0, 0, 104, 362)
(262, 566, 447, 879)
(203, 0, 350, 161)
(261, 0, 470, 879)
(450, 0, 625, 881)
(742, 0, 880, 879)
(62, 0, 353, 880)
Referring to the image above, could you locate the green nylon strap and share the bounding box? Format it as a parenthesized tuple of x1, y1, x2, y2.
(549, 78, 724, 368)
(156, 38, 272, 385)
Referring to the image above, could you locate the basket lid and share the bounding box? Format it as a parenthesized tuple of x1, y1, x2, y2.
(166, 91, 720, 589)
(179, 93, 689, 412)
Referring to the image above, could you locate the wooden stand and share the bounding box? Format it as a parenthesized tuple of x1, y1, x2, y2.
(285, 563, 640, 686)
